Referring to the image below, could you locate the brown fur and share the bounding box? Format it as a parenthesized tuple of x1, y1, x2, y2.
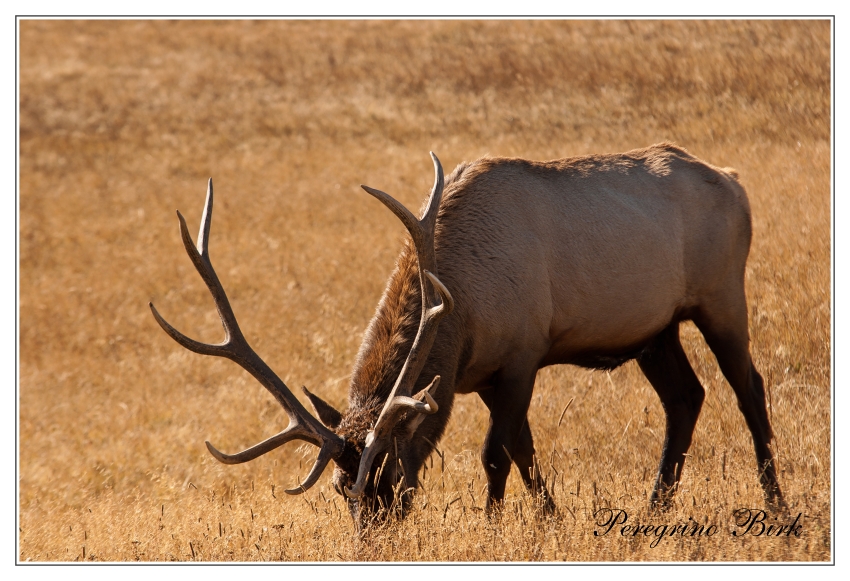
(347, 241, 420, 409)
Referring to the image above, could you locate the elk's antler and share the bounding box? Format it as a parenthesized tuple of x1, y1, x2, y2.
(346, 152, 455, 498)
(150, 179, 344, 494)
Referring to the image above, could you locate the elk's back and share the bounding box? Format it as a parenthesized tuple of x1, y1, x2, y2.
(436, 144, 752, 383)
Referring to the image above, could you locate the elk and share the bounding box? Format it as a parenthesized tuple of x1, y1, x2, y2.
(150, 143, 784, 526)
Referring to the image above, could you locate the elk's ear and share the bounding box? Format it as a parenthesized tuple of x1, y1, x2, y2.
(302, 386, 343, 429)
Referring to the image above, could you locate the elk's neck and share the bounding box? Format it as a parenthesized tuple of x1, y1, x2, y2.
(338, 239, 460, 457)
(349, 239, 423, 409)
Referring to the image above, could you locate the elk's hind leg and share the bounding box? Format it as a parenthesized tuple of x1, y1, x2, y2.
(637, 322, 706, 508)
(695, 299, 785, 508)
(478, 364, 554, 514)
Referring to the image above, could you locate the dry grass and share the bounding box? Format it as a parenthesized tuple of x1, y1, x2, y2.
(18, 19, 830, 562)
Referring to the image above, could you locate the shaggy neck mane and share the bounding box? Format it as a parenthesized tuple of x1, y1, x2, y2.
(337, 162, 469, 440)
(344, 239, 422, 423)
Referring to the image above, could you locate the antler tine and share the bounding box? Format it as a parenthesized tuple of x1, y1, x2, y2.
(204, 424, 306, 465)
(424, 270, 454, 318)
(204, 428, 339, 495)
(360, 185, 422, 245)
(284, 443, 339, 495)
(196, 178, 213, 256)
(360, 152, 444, 269)
(421, 151, 445, 228)
(150, 179, 344, 494)
(380, 376, 442, 426)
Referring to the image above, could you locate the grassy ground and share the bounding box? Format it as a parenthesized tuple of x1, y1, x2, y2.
(18, 19, 830, 561)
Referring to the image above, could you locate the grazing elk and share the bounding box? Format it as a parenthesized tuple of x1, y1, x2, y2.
(150, 143, 784, 527)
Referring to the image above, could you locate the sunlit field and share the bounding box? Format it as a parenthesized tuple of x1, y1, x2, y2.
(18, 20, 830, 561)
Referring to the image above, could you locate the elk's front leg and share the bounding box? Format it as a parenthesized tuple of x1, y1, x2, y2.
(478, 364, 552, 514)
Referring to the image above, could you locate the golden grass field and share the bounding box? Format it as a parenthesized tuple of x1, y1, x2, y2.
(18, 20, 831, 562)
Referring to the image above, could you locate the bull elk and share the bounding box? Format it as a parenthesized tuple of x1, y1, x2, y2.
(150, 143, 784, 526)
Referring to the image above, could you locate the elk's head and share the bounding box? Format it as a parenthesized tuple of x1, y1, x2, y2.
(150, 153, 452, 530)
